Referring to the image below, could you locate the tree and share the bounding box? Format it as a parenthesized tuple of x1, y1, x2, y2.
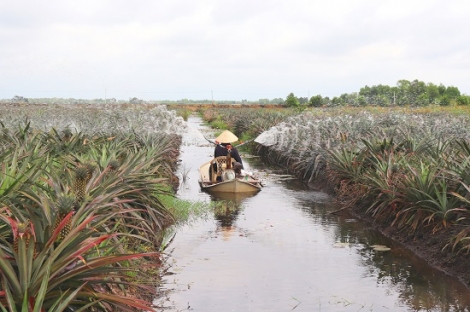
(426, 83, 440, 104)
(438, 84, 446, 95)
(339, 93, 360, 106)
(285, 93, 300, 107)
(396, 79, 411, 105)
(445, 86, 461, 99)
(438, 94, 451, 106)
(359, 85, 371, 97)
(298, 97, 308, 105)
(309, 95, 323, 107)
(415, 93, 430, 106)
(271, 98, 284, 104)
(129, 97, 143, 104)
(409, 79, 427, 105)
(12, 95, 28, 103)
(357, 95, 367, 106)
(376, 94, 391, 106)
(360, 84, 393, 105)
(457, 95, 470, 106)
(330, 96, 343, 107)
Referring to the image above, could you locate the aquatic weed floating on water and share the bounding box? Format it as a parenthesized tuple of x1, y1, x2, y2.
(371, 245, 391, 251)
(333, 242, 350, 248)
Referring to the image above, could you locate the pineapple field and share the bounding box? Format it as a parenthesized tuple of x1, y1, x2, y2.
(3, 102, 470, 310)
(0, 103, 187, 311)
(200, 105, 470, 288)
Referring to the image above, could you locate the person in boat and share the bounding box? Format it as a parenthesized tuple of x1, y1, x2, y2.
(214, 130, 244, 168)
(212, 130, 244, 181)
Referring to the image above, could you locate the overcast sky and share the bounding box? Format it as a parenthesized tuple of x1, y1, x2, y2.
(1, 0, 469, 101)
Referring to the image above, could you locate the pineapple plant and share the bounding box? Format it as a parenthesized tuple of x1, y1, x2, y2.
(83, 161, 96, 182)
(13, 222, 28, 254)
(53, 194, 76, 242)
(107, 159, 120, 174)
(61, 127, 72, 142)
(12, 220, 37, 259)
(73, 166, 89, 204)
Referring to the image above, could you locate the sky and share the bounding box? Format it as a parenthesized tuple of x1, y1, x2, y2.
(1, 0, 469, 102)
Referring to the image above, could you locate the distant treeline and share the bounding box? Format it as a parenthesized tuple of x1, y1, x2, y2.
(3, 79, 469, 107)
(286, 79, 470, 108)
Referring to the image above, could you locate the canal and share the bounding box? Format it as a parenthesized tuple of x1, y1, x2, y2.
(154, 115, 470, 311)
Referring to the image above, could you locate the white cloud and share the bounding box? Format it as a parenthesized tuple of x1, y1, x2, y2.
(1, 0, 470, 100)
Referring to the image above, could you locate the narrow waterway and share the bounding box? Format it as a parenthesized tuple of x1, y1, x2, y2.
(155, 115, 470, 312)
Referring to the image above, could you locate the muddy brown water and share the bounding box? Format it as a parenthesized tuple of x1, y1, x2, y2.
(154, 116, 470, 312)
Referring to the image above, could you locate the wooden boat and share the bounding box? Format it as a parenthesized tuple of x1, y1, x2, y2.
(198, 156, 262, 194)
(208, 191, 259, 203)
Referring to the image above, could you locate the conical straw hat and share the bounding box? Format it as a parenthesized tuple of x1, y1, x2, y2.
(216, 130, 238, 143)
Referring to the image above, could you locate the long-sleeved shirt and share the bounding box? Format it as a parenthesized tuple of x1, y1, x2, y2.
(214, 144, 244, 169)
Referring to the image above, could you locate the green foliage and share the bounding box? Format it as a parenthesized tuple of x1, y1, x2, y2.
(328, 147, 363, 183)
(159, 195, 213, 226)
(356, 79, 465, 107)
(330, 96, 343, 107)
(457, 95, 470, 106)
(173, 108, 192, 121)
(0, 106, 185, 310)
(356, 95, 367, 106)
(210, 117, 228, 130)
(425, 83, 440, 104)
(445, 86, 461, 99)
(0, 212, 158, 311)
(285, 93, 300, 107)
(438, 94, 451, 106)
(309, 95, 323, 107)
(415, 93, 430, 106)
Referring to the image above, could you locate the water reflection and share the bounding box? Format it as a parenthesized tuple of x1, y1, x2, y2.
(212, 198, 242, 228)
(314, 204, 470, 311)
(356, 241, 470, 311)
(209, 192, 258, 230)
(255, 178, 470, 311)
